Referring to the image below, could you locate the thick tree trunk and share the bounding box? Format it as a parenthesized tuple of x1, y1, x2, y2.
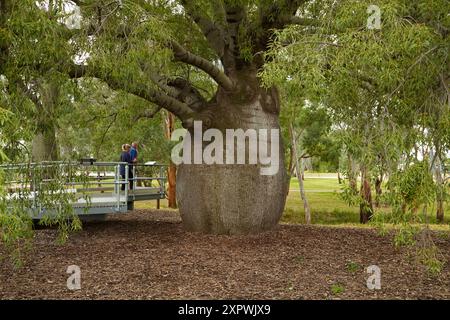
(32, 126, 58, 162)
(31, 80, 60, 162)
(360, 166, 374, 224)
(177, 70, 288, 234)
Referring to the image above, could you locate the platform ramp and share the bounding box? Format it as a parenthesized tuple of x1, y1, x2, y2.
(0, 161, 167, 219)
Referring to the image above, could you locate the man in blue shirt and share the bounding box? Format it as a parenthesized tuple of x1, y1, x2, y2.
(120, 144, 133, 191)
(130, 142, 139, 188)
(130, 142, 139, 164)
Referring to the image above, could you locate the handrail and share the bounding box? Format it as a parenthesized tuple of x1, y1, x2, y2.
(0, 161, 168, 169)
(1, 161, 168, 214)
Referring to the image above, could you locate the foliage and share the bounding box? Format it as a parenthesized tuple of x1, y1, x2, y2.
(346, 261, 362, 274)
(330, 283, 345, 295)
(0, 162, 91, 266)
(0, 0, 449, 271)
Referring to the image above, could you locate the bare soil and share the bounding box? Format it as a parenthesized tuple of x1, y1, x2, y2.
(1, 210, 449, 300)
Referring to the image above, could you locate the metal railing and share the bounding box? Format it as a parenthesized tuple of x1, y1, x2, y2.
(0, 161, 167, 216)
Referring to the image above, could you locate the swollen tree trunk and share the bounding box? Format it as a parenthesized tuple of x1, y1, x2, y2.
(360, 166, 374, 224)
(289, 123, 311, 224)
(177, 69, 288, 234)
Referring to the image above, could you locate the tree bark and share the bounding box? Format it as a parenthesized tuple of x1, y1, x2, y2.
(30, 80, 60, 162)
(177, 69, 288, 234)
(164, 112, 178, 209)
(348, 154, 358, 194)
(31, 127, 58, 162)
(360, 166, 374, 224)
(167, 162, 177, 209)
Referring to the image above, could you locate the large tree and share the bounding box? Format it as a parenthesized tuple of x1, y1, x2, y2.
(63, 0, 328, 235)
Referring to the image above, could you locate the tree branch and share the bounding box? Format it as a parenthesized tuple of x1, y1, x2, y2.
(148, 73, 207, 112)
(280, 16, 321, 28)
(254, 0, 309, 54)
(16, 80, 43, 111)
(170, 40, 234, 91)
(69, 64, 196, 127)
(179, 0, 226, 57)
(133, 106, 163, 122)
(223, 2, 247, 69)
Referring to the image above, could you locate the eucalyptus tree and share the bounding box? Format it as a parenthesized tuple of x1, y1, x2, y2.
(0, 0, 82, 161)
(262, 0, 449, 223)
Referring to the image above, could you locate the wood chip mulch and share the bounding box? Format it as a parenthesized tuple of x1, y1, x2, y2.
(1, 210, 449, 300)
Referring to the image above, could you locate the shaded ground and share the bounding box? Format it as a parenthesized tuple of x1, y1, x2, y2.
(1, 210, 449, 300)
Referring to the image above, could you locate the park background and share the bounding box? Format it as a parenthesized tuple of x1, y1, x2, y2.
(0, 0, 449, 299)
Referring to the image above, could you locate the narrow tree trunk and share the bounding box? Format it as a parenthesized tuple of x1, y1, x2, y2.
(164, 112, 177, 209)
(375, 174, 383, 208)
(289, 123, 311, 224)
(177, 70, 288, 234)
(360, 166, 374, 224)
(434, 156, 444, 223)
(287, 145, 294, 196)
(167, 162, 177, 209)
(348, 154, 358, 194)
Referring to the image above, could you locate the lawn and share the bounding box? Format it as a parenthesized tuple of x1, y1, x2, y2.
(135, 174, 450, 227)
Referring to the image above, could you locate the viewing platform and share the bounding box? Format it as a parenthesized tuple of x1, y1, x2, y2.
(0, 161, 167, 220)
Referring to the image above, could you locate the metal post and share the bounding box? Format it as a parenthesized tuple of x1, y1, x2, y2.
(116, 164, 120, 211)
(32, 165, 36, 210)
(160, 166, 165, 197)
(125, 164, 129, 203)
(132, 164, 136, 190)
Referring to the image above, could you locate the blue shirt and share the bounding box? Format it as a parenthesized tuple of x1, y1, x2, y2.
(130, 147, 138, 162)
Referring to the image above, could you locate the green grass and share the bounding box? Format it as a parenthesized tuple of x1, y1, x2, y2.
(330, 283, 345, 295)
(346, 261, 362, 273)
(135, 173, 450, 228)
(289, 177, 341, 192)
(284, 175, 450, 227)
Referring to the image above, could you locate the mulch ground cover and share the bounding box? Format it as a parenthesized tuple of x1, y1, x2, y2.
(1, 210, 449, 299)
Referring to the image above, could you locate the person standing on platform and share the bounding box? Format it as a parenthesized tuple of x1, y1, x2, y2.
(130, 142, 139, 164)
(130, 142, 139, 188)
(119, 144, 133, 191)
